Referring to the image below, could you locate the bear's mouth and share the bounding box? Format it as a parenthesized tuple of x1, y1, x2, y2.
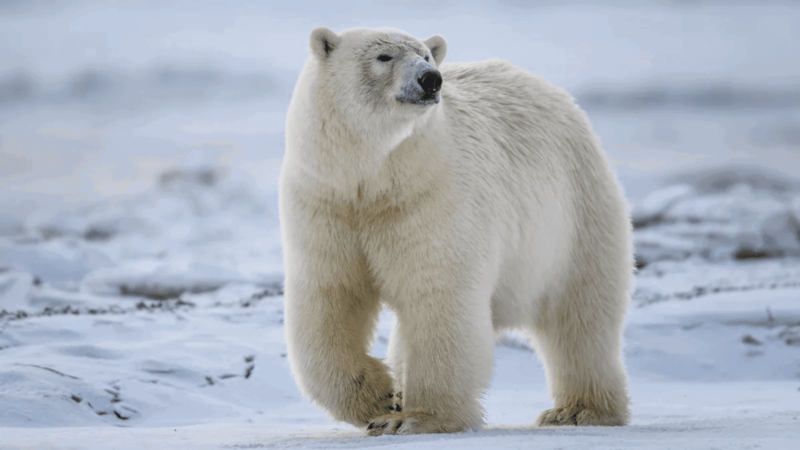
(397, 92, 440, 106)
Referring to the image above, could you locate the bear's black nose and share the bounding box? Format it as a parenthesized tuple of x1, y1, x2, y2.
(418, 69, 442, 96)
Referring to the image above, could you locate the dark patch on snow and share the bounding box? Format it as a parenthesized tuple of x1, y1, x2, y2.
(741, 335, 763, 346)
(0, 71, 35, 104)
(16, 364, 80, 380)
(734, 247, 783, 260)
(38, 227, 64, 241)
(238, 286, 284, 307)
(83, 397, 139, 422)
(121, 284, 217, 301)
(159, 167, 219, 189)
(69, 69, 117, 101)
(135, 299, 196, 310)
(142, 368, 176, 375)
(0, 300, 196, 323)
(0, 287, 285, 324)
(634, 280, 800, 306)
(766, 307, 776, 329)
(84, 227, 115, 242)
(0, 309, 29, 320)
(779, 327, 800, 347)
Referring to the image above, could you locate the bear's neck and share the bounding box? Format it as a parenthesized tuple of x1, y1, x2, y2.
(294, 98, 448, 206)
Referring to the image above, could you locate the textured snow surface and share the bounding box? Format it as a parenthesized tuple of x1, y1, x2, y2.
(632, 167, 800, 267)
(1, 167, 799, 449)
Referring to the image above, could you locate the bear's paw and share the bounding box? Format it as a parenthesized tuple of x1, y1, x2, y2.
(366, 410, 469, 436)
(337, 358, 401, 426)
(535, 404, 627, 427)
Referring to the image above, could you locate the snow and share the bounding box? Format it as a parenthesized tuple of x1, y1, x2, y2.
(2, 171, 799, 449)
(2, 277, 799, 448)
(632, 168, 800, 267)
(3, 1, 800, 448)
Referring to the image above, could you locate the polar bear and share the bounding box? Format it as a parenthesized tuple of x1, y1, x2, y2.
(279, 26, 632, 435)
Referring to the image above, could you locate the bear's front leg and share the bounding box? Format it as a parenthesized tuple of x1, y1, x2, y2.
(367, 250, 496, 435)
(282, 213, 400, 427)
(284, 266, 399, 426)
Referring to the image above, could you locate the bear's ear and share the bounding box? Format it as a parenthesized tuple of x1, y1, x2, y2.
(423, 35, 447, 66)
(309, 27, 340, 60)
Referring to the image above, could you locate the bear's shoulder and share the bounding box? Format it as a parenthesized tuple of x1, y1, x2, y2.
(439, 60, 580, 130)
(443, 60, 549, 90)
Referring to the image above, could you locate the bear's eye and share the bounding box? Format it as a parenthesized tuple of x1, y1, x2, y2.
(377, 54, 393, 62)
(425, 55, 430, 62)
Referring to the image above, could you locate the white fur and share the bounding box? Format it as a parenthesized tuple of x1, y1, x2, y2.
(280, 27, 633, 435)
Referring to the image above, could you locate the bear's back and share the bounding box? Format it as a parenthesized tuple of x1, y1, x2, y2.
(438, 59, 596, 167)
(440, 59, 580, 130)
(438, 59, 600, 179)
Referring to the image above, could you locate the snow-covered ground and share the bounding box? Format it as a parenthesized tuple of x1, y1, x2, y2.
(3, 1, 800, 449)
(2, 165, 800, 449)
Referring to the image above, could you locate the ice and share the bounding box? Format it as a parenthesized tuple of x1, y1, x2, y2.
(1, 163, 284, 308)
(82, 258, 257, 299)
(632, 168, 800, 267)
(0, 239, 114, 289)
(0, 293, 296, 429)
(0, 271, 36, 311)
(630, 183, 695, 228)
(1, 160, 799, 447)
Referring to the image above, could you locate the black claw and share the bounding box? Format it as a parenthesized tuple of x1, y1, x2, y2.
(368, 422, 375, 430)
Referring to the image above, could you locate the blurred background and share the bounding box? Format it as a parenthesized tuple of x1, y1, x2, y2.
(2, 0, 800, 208)
(2, 0, 800, 438)
(2, 0, 800, 314)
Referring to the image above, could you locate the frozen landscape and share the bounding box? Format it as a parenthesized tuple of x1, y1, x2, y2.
(2, 1, 800, 449)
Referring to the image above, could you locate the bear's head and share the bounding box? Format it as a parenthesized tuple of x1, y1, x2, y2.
(303, 27, 447, 154)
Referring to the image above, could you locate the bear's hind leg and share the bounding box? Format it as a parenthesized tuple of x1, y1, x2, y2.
(530, 275, 630, 427)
